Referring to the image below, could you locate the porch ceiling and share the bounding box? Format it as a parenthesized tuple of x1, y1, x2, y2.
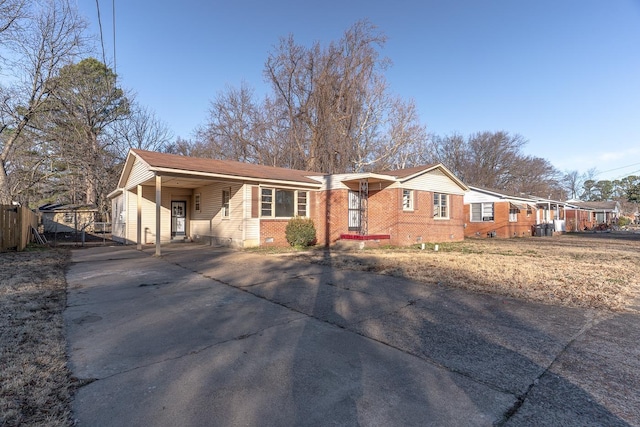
(136, 173, 236, 189)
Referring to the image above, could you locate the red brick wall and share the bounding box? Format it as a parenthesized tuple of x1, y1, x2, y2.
(464, 201, 537, 238)
(314, 188, 464, 246)
(260, 188, 466, 247)
(406, 191, 465, 245)
(565, 210, 595, 232)
(259, 219, 290, 246)
(313, 189, 350, 246)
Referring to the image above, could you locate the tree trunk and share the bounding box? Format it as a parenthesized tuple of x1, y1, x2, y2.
(0, 161, 11, 204)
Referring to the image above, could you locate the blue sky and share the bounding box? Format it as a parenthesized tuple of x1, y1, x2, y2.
(79, 0, 640, 181)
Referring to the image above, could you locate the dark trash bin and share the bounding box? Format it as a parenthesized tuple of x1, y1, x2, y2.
(534, 224, 544, 237)
(546, 223, 554, 236)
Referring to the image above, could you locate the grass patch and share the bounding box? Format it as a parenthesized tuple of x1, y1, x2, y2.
(293, 234, 640, 311)
(0, 248, 74, 426)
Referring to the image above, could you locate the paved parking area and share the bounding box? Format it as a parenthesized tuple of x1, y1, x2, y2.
(65, 244, 639, 426)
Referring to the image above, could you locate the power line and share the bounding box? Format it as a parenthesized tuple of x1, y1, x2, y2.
(95, 0, 107, 68)
(596, 161, 640, 176)
(112, 0, 116, 80)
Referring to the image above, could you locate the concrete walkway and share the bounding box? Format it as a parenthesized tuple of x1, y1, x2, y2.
(64, 244, 639, 426)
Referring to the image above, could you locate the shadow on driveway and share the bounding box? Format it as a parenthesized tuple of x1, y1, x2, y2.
(64, 244, 637, 426)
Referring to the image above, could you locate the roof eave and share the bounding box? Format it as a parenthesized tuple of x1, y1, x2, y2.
(151, 166, 322, 188)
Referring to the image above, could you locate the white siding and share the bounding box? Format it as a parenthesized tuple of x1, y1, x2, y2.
(124, 186, 171, 244)
(401, 169, 466, 195)
(190, 182, 245, 247)
(125, 158, 154, 189)
(463, 190, 501, 204)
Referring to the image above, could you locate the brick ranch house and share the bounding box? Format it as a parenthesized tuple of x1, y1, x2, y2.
(463, 187, 601, 238)
(108, 149, 468, 254)
(463, 186, 538, 238)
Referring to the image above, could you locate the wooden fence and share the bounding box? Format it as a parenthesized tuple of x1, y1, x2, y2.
(0, 205, 39, 252)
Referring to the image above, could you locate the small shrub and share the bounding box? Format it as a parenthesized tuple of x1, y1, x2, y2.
(285, 217, 316, 247)
(617, 217, 631, 227)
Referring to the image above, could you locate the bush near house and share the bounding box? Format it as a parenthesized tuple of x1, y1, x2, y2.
(617, 217, 631, 227)
(285, 217, 317, 247)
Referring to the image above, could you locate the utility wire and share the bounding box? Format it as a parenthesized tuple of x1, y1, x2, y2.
(95, 0, 107, 68)
(597, 161, 640, 176)
(112, 0, 116, 80)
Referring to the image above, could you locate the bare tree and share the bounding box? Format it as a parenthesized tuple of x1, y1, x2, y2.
(509, 155, 563, 199)
(196, 82, 264, 163)
(377, 98, 428, 170)
(0, 0, 86, 204)
(111, 102, 174, 161)
(562, 170, 583, 199)
(424, 132, 470, 180)
(0, 0, 26, 40)
(465, 131, 527, 189)
(260, 20, 423, 173)
(425, 130, 563, 197)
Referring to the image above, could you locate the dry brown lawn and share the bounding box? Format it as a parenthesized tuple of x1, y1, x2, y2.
(295, 233, 640, 312)
(0, 248, 74, 427)
(1, 233, 638, 425)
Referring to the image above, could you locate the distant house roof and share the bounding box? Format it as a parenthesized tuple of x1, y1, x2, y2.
(130, 149, 322, 186)
(467, 186, 537, 204)
(569, 201, 620, 211)
(39, 203, 98, 212)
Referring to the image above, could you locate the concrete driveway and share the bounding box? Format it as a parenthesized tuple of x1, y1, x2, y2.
(64, 244, 639, 426)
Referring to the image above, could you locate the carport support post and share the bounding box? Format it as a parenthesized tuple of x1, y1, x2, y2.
(155, 175, 161, 256)
(137, 185, 142, 250)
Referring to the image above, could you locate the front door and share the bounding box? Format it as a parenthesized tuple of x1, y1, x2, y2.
(348, 190, 361, 232)
(171, 201, 186, 238)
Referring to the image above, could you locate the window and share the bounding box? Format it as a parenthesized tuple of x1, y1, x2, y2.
(261, 188, 273, 217)
(275, 189, 294, 217)
(509, 207, 518, 222)
(527, 206, 532, 217)
(261, 188, 307, 218)
(470, 203, 494, 222)
(297, 191, 307, 217)
(194, 193, 201, 213)
(222, 190, 230, 218)
(63, 213, 74, 224)
(433, 193, 449, 219)
(402, 189, 413, 211)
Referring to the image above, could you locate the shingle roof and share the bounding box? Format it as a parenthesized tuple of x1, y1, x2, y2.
(469, 185, 535, 201)
(375, 164, 438, 179)
(132, 149, 321, 185)
(570, 201, 618, 210)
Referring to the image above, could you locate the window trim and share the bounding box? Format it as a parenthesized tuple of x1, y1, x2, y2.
(402, 189, 414, 211)
(509, 207, 518, 222)
(222, 189, 230, 218)
(194, 193, 201, 213)
(470, 202, 494, 222)
(433, 193, 449, 220)
(260, 187, 308, 218)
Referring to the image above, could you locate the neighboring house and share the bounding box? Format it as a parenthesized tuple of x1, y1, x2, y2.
(39, 203, 98, 233)
(463, 187, 538, 238)
(566, 200, 620, 227)
(108, 149, 468, 253)
(527, 196, 571, 234)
